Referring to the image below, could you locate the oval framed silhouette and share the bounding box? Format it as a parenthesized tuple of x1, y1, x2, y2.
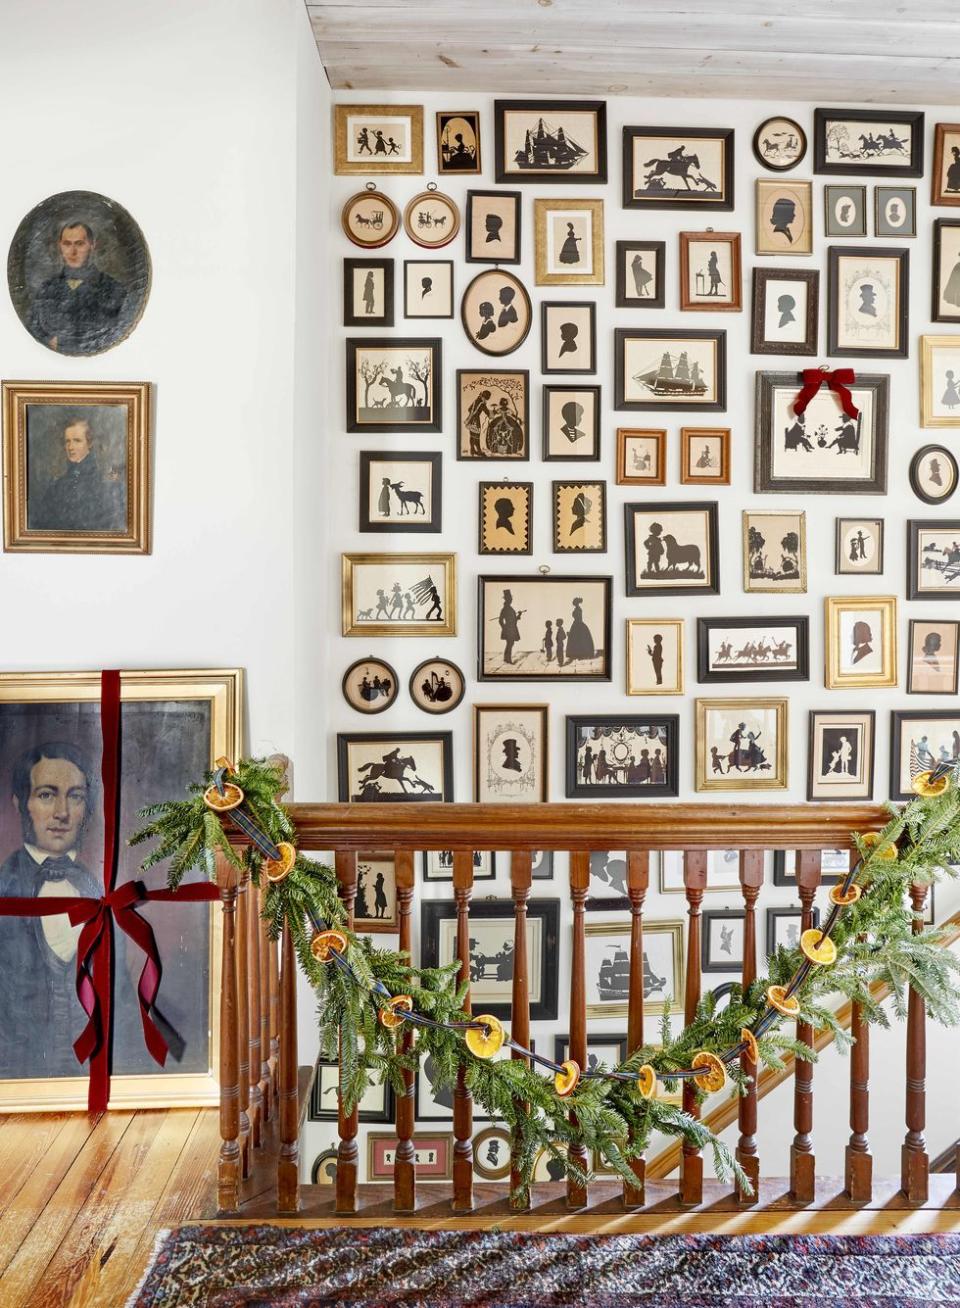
(342, 186, 400, 249)
(342, 656, 400, 714)
(461, 269, 532, 356)
(752, 117, 807, 172)
(409, 657, 466, 714)
(8, 190, 151, 356)
(910, 444, 959, 505)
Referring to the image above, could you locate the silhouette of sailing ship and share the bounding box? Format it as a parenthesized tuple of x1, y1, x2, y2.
(634, 350, 707, 400)
(515, 118, 588, 171)
(597, 945, 666, 1001)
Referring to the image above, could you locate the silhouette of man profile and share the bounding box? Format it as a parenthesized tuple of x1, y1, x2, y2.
(502, 738, 522, 773)
(771, 197, 797, 242)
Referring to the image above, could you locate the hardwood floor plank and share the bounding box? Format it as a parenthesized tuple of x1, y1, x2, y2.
(0, 1114, 73, 1213)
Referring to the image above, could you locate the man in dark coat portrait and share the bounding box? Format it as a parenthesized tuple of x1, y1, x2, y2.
(27, 219, 126, 354)
(0, 742, 102, 1077)
(29, 415, 124, 532)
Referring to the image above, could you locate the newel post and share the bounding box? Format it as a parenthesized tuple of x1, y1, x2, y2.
(567, 850, 590, 1209)
(452, 851, 475, 1212)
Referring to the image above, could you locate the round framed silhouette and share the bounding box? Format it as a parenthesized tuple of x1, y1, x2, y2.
(752, 117, 807, 172)
(342, 656, 399, 713)
(472, 1126, 512, 1180)
(311, 1149, 338, 1185)
(910, 444, 959, 504)
(461, 269, 532, 356)
(403, 186, 460, 249)
(7, 190, 151, 356)
(341, 185, 400, 249)
(409, 657, 465, 714)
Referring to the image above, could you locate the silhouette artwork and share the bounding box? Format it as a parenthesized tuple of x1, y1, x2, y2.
(558, 321, 579, 357)
(353, 345, 435, 427)
(639, 520, 705, 581)
(746, 521, 801, 586)
(821, 728, 857, 778)
(636, 144, 717, 198)
(851, 621, 874, 665)
(494, 497, 516, 535)
(362, 271, 377, 315)
(501, 738, 522, 772)
(709, 628, 797, 671)
(559, 401, 585, 443)
(770, 197, 797, 243)
(569, 491, 591, 536)
(597, 946, 665, 1002)
(513, 117, 589, 172)
(352, 746, 442, 800)
(559, 222, 581, 265)
(943, 370, 960, 410)
(634, 349, 708, 402)
(648, 633, 664, 685)
(777, 294, 796, 328)
(632, 253, 652, 297)
(576, 722, 672, 794)
(858, 283, 877, 317)
(485, 214, 502, 244)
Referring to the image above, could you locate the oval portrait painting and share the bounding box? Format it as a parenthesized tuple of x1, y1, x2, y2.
(8, 190, 151, 356)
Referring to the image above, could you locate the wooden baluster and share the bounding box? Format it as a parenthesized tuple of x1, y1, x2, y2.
(269, 925, 280, 1093)
(334, 851, 359, 1214)
(510, 849, 532, 1210)
(247, 871, 263, 1150)
(393, 850, 417, 1213)
(236, 869, 251, 1179)
(567, 851, 590, 1210)
(790, 850, 821, 1204)
(736, 850, 764, 1205)
(845, 991, 872, 1202)
(259, 884, 273, 1123)
(452, 851, 475, 1212)
(624, 850, 650, 1209)
(215, 850, 241, 1214)
(277, 916, 300, 1213)
(902, 882, 930, 1205)
(679, 850, 707, 1207)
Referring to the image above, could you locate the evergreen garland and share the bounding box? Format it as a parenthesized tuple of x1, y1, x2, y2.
(132, 757, 960, 1202)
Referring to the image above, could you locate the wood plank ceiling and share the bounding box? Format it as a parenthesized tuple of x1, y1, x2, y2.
(307, 0, 960, 103)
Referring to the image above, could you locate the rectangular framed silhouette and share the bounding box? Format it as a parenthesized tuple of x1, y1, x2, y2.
(814, 108, 924, 178)
(681, 427, 731, 486)
(836, 517, 884, 576)
(907, 520, 960, 600)
(626, 618, 684, 696)
(473, 704, 549, 804)
(465, 190, 521, 264)
(337, 731, 453, 803)
(615, 328, 726, 412)
(344, 258, 394, 327)
(750, 268, 818, 355)
(341, 552, 456, 637)
(565, 714, 679, 799)
(679, 231, 742, 311)
(615, 240, 665, 309)
(478, 480, 532, 555)
(437, 110, 481, 175)
(890, 710, 960, 801)
(743, 509, 806, 593)
(542, 385, 601, 462)
(807, 709, 876, 801)
(495, 100, 607, 184)
(617, 428, 666, 486)
(585, 919, 684, 1018)
(824, 595, 897, 689)
(827, 246, 909, 359)
(696, 615, 809, 683)
(552, 479, 606, 553)
(695, 697, 789, 792)
(358, 452, 442, 533)
(477, 574, 612, 682)
(622, 126, 734, 211)
(908, 619, 960, 694)
(345, 337, 442, 434)
(334, 104, 424, 175)
(702, 909, 745, 974)
(624, 501, 719, 597)
(457, 369, 529, 460)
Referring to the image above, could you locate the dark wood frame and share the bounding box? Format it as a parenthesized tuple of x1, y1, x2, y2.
(477, 573, 613, 683)
(341, 187, 400, 250)
(402, 259, 454, 319)
(358, 450, 442, 533)
(624, 500, 720, 597)
(564, 713, 680, 799)
(814, 107, 924, 177)
(766, 905, 821, 957)
(874, 186, 916, 239)
(773, 850, 845, 887)
(932, 123, 960, 206)
(456, 368, 530, 462)
(336, 731, 454, 802)
(890, 709, 960, 801)
(806, 709, 876, 802)
(614, 327, 727, 412)
(310, 1057, 394, 1122)
(750, 267, 819, 355)
(473, 703, 550, 803)
(932, 219, 960, 322)
(341, 656, 399, 715)
(345, 336, 442, 434)
(823, 184, 867, 237)
(622, 125, 735, 210)
(907, 519, 960, 600)
(754, 371, 889, 495)
(680, 426, 731, 485)
(420, 898, 561, 1021)
(464, 190, 522, 265)
(540, 300, 597, 375)
(343, 257, 394, 327)
(909, 444, 959, 505)
(696, 615, 810, 684)
(541, 384, 602, 462)
(835, 517, 884, 575)
(552, 478, 607, 553)
(827, 246, 909, 359)
(460, 268, 532, 357)
(616, 428, 666, 486)
(408, 657, 466, 714)
(752, 116, 806, 171)
(679, 231, 742, 311)
(421, 850, 496, 883)
(310, 1149, 338, 1184)
(478, 480, 533, 555)
(494, 99, 607, 185)
(436, 109, 482, 175)
(701, 908, 745, 974)
(615, 240, 665, 309)
(907, 619, 960, 695)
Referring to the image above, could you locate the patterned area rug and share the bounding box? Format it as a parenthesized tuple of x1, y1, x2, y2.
(129, 1226, 960, 1308)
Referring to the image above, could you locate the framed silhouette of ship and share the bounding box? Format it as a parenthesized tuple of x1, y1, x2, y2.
(495, 100, 607, 184)
(585, 920, 683, 1017)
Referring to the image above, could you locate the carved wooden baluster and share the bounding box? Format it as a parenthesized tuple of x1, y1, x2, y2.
(736, 850, 764, 1205)
(845, 989, 872, 1202)
(215, 849, 241, 1214)
(269, 925, 280, 1091)
(679, 850, 707, 1207)
(236, 869, 251, 1179)
(259, 884, 273, 1123)
(567, 851, 590, 1209)
(790, 850, 822, 1204)
(247, 868, 263, 1150)
(453, 851, 475, 1212)
(277, 913, 300, 1214)
(624, 849, 650, 1209)
(393, 850, 416, 1213)
(334, 850, 359, 1214)
(510, 849, 533, 1210)
(902, 882, 930, 1205)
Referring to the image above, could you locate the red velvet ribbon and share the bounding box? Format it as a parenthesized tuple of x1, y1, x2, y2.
(793, 367, 860, 419)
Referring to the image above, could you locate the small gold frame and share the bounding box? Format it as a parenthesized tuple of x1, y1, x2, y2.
(920, 334, 960, 428)
(626, 618, 684, 696)
(755, 178, 813, 256)
(741, 509, 807, 593)
(334, 104, 424, 176)
(342, 552, 457, 637)
(695, 696, 789, 791)
(534, 198, 604, 286)
(585, 919, 684, 1018)
(824, 594, 898, 689)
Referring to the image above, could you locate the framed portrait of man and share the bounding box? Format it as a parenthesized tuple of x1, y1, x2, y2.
(7, 190, 151, 356)
(0, 668, 241, 1109)
(3, 381, 150, 554)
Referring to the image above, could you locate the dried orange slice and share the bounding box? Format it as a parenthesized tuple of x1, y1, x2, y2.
(800, 928, 837, 966)
(215, 756, 236, 773)
(636, 1064, 657, 1099)
(203, 781, 244, 812)
(691, 1051, 726, 1094)
(912, 770, 950, 798)
(740, 1027, 759, 1065)
(465, 1014, 505, 1059)
(379, 994, 414, 1029)
(263, 840, 296, 883)
(310, 929, 348, 963)
(767, 984, 800, 1018)
(860, 831, 898, 860)
(830, 883, 862, 907)
(554, 1059, 580, 1098)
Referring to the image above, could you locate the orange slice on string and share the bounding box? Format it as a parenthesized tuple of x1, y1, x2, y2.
(465, 1014, 505, 1059)
(800, 928, 837, 966)
(636, 1064, 657, 1100)
(830, 883, 862, 907)
(310, 929, 348, 964)
(740, 1028, 759, 1065)
(263, 841, 296, 883)
(554, 1060, 580, 1098)
(379, 994, 414, 1029)
(691, 1051, 726, 1094)
(911, 770, 950, 798)
(203, 781, 244, 812)
(215, 756, 236, 773)
(860, 831, 897, 860)
(767, 984, 800, 1018)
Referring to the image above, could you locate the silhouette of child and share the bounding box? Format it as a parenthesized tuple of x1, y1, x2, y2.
(555, 619, 566, 666)
(558, 322, 579, 357)
(476, 301, 496, 341)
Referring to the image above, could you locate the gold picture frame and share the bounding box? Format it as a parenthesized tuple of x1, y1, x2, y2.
(334, 104, 424, 175)
(626, 618, 684, 696)
(695, 697, 789, 791)
(0, 667, 241, 1110)
(584, 919, 684, 1018)
(755, 178, 813, 256)
(533, 198, 604, 286)
(342, 552, 457, 637)
(3, 380, 151, 554)
(742, 509, 807, 593)
(824, 595, 898, 689)
(920, 334, 960, 428)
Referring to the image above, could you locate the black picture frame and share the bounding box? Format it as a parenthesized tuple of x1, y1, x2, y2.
(907, 619, 960, 695)
(531, 850, 554, 880)
(336, 731, 453, 802)
(358, 451, 442, 533)
(420, 898, 561, 1021)
(614, 328, 727, 412)
(457, 368, 530, 463)
(541, 384, 602, 462)
(341, 656, 399, 715)
(773, 850, 847, 888)
(415, 1036, 535, 1123)
(309, 1057, 394, 1122)
(345, 336, 442, 434)
(624, 501, 720, 597)
(436, 110, 482, 175)
(827, 246, 909, 360)
(932, 218, 960, 324)
(343, 257, 394, 327)
(565, 714, 679, 799)
(806, 709, 876, 802)
(494, 99, 607, 185)
(754, 371, 889, 495)
(464, 190, 522, 265)
(622, 126, 735, 210)
(403, 259, 454, 320)
(615, 240, 666, 309)
(909, 445, 959, 505)
(752, 117, 806, 172)
(907, 519, 960, 601)
(460, 268, 533, 358)
(813, 108, 924, 178)
(421, 850, 496, 882)
(701, 909, 745, 974)
(890, 709, 960, 801)
(541, 301, 597, 375)
(553, 1032, 627, 1072)
(477, 573, 613, 683)
(750, 268, 819, 356)
(766, 905, 821, 957)
(696, 615, 809, 683)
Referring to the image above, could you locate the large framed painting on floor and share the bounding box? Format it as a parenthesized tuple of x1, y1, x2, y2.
(0, 668, 242, 1110)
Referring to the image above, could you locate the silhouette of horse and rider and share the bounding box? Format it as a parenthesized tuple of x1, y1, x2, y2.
(639, 145, 718, 195)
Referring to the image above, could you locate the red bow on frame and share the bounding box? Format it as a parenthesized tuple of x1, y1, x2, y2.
(793, 367, 860, 420)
